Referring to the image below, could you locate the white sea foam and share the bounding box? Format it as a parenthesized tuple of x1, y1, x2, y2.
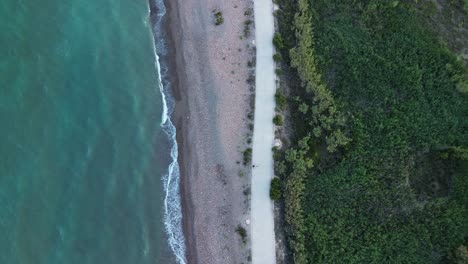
(149, 0, 187, 263)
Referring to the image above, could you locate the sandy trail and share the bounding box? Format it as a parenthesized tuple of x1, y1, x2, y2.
(251, 0, 277, 262)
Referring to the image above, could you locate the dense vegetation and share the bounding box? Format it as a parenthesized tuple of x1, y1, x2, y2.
(273, 0, 468, 263)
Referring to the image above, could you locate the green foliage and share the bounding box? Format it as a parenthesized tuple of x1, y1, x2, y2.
(289, 0, 350, 154)
(243, 148, 252, 165)
(298, 103, 308, 114)
(270, 178, 282, 200)
(244, 19, 252, 37)
(273, 33, 285, 49)
(450, 245, 468, 263)
(214, 10, 224, 25)
(273, 115, 283, 126)
(273, 53, 282, 63)
(235, 225, 248, 244)
(284, 136, 314, 263)
(274, 0, 468, 263)
(275, 90, 287, 110)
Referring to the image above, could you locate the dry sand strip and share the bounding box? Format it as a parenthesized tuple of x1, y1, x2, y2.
(166, 0, 257, 262)
(251, 0, 277, 262)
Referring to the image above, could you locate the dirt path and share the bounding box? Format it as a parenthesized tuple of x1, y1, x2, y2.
(250, 0, 277, 262)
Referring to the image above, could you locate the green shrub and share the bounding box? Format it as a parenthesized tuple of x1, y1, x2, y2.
(235, 225, 248, 244)
(214, 10, 224, 25)
(298, 102, 308, 114)
(275, 90, 287, 110)
(270, 178, 282, 200)
(273, 33, 284, 49)
(243, 148, 252, 165)
(273, 53, 282, 62)
(281, 0, 468, 262)
(244, 19, 253, 37)
(273, 115, 283, 126)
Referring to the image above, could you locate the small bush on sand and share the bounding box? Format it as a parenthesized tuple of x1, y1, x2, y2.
(273, 115, 283, 126)
(270, 178, 281, 200)
(244, 19, 253, 37)
(243, 148, 252, 165)
(236, 225, 248, 244)
(247, 75, 255, 85)
(214, 10, 224, 25)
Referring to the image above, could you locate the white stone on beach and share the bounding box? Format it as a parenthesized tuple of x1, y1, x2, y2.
(274, 138, 282, 148)
(246, 219, 251, 225)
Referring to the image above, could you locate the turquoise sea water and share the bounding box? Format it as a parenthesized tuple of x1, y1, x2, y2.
(0, 0, 182, 263)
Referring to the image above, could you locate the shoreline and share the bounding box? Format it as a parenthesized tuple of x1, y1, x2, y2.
(158, 0, 199, 261)
(149, 0, 191, 262)
(153, 0, 257, 262)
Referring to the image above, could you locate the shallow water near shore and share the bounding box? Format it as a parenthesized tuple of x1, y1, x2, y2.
(0, 0, 179, 263)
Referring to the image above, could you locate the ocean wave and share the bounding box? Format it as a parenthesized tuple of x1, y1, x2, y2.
(150, 0, 187, 263)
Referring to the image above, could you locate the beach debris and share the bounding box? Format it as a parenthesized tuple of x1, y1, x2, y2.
(245, 219, 251, 225)
(274, 138, 282, 148)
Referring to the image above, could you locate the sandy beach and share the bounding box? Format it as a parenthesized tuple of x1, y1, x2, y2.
(159, 0, 256, 262)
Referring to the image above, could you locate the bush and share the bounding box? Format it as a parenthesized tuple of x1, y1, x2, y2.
(281, 0, 468, 262)
(244, 19, 253, 37)
(273, 33, 285, 49)
(214, 10, 224, 25)
(273, 53, 282, 62)
(270, 178, 282, 200)
(235, 225, 248, 244)
(273, 114, 283, 126)
(243, 148, 252, 165)
(450, 245, 468, 263)
(275, 90, 287, 110)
